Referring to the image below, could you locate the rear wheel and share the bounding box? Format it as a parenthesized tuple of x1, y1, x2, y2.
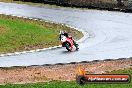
(65, 42, 72, 51)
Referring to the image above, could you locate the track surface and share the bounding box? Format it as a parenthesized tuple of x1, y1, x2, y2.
(0, 2, 132, 67)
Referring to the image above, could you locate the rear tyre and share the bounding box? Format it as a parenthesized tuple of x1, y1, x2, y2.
(65, 42, 72, 51)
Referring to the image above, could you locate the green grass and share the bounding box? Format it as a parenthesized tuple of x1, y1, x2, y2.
(0, 68, 132, 88)
(0, 14, 82, 53)
(1, 81, 131, 88)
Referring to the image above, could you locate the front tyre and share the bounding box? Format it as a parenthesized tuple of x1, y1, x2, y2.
(75, 44, 79, 51)
(65, 42, 72, 51)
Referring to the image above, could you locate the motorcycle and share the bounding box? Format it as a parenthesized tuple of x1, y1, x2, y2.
(59, 31, 79, 51)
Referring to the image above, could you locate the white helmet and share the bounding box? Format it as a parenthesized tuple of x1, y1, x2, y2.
(59, 30, 64, 34)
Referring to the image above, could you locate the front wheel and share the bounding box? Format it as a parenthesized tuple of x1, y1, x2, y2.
(75, 44, 79, 51)
(65, 42, 72, 51)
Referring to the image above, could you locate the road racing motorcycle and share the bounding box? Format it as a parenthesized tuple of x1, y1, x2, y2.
(59, 31, 79, 51)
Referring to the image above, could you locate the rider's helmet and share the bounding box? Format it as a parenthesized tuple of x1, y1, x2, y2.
(59, 30, 64, 34)
(59, 30, 69, 37)
(63, 32, 68, 37)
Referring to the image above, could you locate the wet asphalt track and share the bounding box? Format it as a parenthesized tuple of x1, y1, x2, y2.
(0, 2, 132, 67)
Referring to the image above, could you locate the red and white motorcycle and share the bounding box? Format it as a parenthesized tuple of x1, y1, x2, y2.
(59, 31, 79, 51)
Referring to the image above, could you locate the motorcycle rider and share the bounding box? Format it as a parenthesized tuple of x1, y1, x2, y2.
(60, 31, 79, 50)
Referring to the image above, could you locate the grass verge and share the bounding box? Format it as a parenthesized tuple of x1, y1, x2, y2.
(0, 68, 132, 88)
(0, 14, 83, 54)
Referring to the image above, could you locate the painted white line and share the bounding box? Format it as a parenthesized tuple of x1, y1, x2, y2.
(14, 52, 20, 55)
(34, 19, 38, 20)
(0, 54, 5, 57)
(23, 17, 28, 19)
(29, 18, 33, 19)
(11, 14, 16, 17)
(17, 16, 22, 18)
